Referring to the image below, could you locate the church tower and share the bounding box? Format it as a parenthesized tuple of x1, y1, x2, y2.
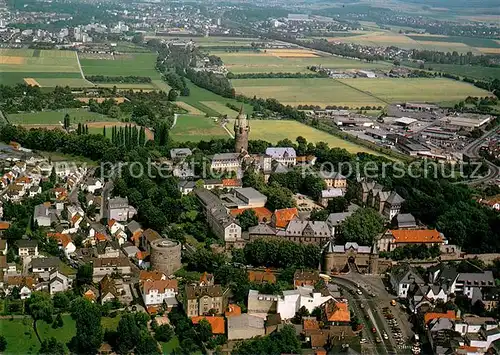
(234, 106, 249, 153)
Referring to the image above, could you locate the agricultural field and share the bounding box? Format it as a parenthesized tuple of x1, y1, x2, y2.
(0, 48, 85, 86)
(214, 50, 391, 73)
(226, 118, 380, 155)
(319, 30, 500, 54)
(174, 101, 205, 115)
(6, 108, 110, 125)
(0, 314, 121, 354)
(404, 61, 500, 80)
(231, 78, 385, 108)
(170, 114, 229, 142)
(144, 35, 264, 48)
(79, 53, 161, 79)
(338, 78, 493, 103)
(30, 78, 94, 88)
(178, 81, 254, 117)
(200, 101, 239, 116)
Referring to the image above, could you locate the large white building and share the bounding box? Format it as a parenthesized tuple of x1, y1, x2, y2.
(265, 147, 297, 167)
(277, 286, 332, 320)
(142, 279, 178, 306)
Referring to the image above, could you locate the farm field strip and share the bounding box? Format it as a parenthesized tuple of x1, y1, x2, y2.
(231, 78, 385, 108)
(200, 101, 239, 116)
(6, 108, 113, 125)
(175, 101, 206, 115)
(337, 78, 492, 103)
(79, 53, 162, 79)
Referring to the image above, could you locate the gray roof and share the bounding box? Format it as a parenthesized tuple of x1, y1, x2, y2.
(235, 187, 266, 202)
(248, 223, 276, 236)
(321, 188, 344, 198)
(272, 161, 289, 174)
(212, 153, 240, 161)
(391, 263, 424, 285)
(31, 257, 59, 269)
(396, 213, 416, 227)
(285, 220, 330, 237)
(457, 271, 495, 286)
(324, 241, 372, 254)
(326, 211, 354, 226)
(318, 171, 346, 180)
(228, 313, 265, 331)
(265, 147, 296, 159)
(33, 204, 49, 218)
(386, 191, 405, 205)
(127, 220, 141, 234)
(123, 245, 140, 257)
(170, 148, 192, 159)
(17, 239, 38, 248)
(108, 197, 129, 209)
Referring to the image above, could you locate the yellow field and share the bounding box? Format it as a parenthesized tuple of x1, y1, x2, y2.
(24, 78, 40, 86)
(266, 49, 319, 58)
(0, 56, 25, 65)
(175, 101, 205, 115)
(478, 48, 500, 54)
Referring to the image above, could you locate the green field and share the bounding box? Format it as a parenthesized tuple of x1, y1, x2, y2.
(170, 114, 229, 142)
(0, 314, 121, 354)
(200, 101, 239, 116)
(228, 118, 380, 155)
(34, 78, 94, 88)
(146, 35, 263, 48)
(338, 78, 492, 103)
(80, 53, 161, 78)
(179, 81, 254, 117)
(94, 83, 158, 90)
(0, 72, 83, 86)
(7, 108, 111, 125)
(407, 35, 500, 48)
(405, 61, 500, 80)
(231, 78, 385, 108)
(215, 50, 391, 73)
(0, 48, 80, 73)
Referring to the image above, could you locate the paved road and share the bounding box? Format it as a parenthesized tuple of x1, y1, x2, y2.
(461, 128, 500, 186)
(100, 180, 113, 221)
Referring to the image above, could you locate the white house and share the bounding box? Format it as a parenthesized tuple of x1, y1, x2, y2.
(277, 286, 332, 320)
(49, 270, 71, 295)
(142, 279, 179, 306)
(265, 147, 297, 167)
(17, 240, 39, 257)
(107, 197, 135, 222)
(210, 153, 241, 172)
(83, 178, 103, 194)
(108, 219, 125, 235)
(390, 263, 425, 298)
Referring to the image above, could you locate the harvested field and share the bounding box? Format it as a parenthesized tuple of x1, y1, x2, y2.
(24, 78, 40, 87)
(175, 101, 205, 115)
(0, 56, 25, 65)
(478, 48, 500, 54)
(170, 114, 228, 142)
(34, 78, 94, 88)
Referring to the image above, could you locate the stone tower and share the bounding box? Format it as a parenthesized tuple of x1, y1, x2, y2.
(234, 106, 249, 153)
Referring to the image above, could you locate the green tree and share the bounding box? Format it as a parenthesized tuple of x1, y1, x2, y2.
(116, 313, 141, 353)
(196, 319, 213, 342)
(52, 313, 64, 329)
(70, 298, 103, 354)
(63, 113, 70, 130)
(326, 196, 349, 213)
(26, 291, 54, 325)
(0, 335, 6, 352)
(39, 337, 65, 355)
(237, 209, 259, 231)
(154, 323, 174, 342)
(135, 331, 160, 355)
(341, 208, 385, 245)
(265, 182, 295, 211)
(107, 105, 121, 119)
(76, 263, 93, 287)
(168, 89, 178, 101)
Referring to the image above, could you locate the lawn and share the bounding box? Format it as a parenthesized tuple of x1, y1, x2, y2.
(0, 315, 122, 354)
(215, 50, 391, 73)
(231, 78, 385, 108)
(170, 114, 229, 142)
(226, 119, 380, 154)
(94, 83, 158, 90)
(179, 81, 254, 117)
(7, 108, 111, 125)
(405, 61, 500, 81)
(161, 336, 180, 354)
(338, 77, 492, 103)
(0, 72, 83, 86)
(34, 78, 94, 88)
(80, 53, 161, 79)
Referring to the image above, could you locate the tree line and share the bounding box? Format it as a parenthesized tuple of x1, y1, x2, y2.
(227, 71, 327, 79)
(411, 49, 500, 67)
(87, 75, 152, 84)
(185, 68, 235, 98)
(110, 125, 147, 149)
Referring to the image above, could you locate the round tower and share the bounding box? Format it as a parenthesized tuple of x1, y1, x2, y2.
(234, 106, 249, 153)
(150, 238, 182, 276)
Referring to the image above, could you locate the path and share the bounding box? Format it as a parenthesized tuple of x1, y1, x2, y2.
(222, 122, 234, 138)
(75, 52, 95, 86)
(171, 113, 178, 129)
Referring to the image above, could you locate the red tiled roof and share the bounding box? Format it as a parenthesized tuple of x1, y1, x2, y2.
(303, 318, 320, 330)
(222, 178, 242, 187)
(225, 304, 241, 317)
(273, 208, 298, 228)
(248, 270, 276, 284)
(108, 219, 116, 228)
(139, 270, 166, 282)
(324, 300, 350, 323)
(47, 232, 72, 248)
(0, 222, 11, 230)
(95, 233, 107, 242)
(424, 310, 455, 324)
(230, 207, 272, 222)
(136, 251, 149, 260)
(191, 316, 225, 334)
(390, 229, 443, 244)
(143, 279, 178, 294)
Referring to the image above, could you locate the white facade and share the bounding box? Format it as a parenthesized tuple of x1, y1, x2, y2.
(142, 280, 178, 306)
(224, 222, 242, 242)
(265, 147, 297, 167)
(49, 271, 70, 295)
(277, 286, 332, 320)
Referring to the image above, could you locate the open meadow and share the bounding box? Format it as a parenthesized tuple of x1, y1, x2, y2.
(231, 78, 386, 108)
(214, 50, 391, 73)
(0, 314, 121, 354)
(170, 114, 229, 142)
(338, 78, 493, 103)
(79, 53, 161, 79)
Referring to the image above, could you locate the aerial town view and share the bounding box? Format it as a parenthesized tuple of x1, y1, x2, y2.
(0, 0, 499, 354)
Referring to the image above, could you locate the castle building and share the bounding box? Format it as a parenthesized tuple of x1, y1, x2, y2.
(234, 107, 249, 153)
